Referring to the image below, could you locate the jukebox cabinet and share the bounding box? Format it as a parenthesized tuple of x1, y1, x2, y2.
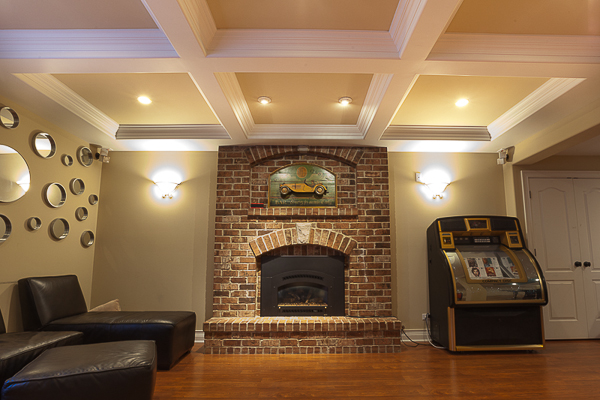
(427, 216, 548, 351)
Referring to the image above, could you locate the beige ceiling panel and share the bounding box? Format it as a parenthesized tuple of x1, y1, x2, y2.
(447, 0, 600, 36)
(236, 73, 372, 125)
(0, 0, 157, 30)
(207, 0, 399, 31)
(52, 73, 219, 125)
(391, 75, 549, 127)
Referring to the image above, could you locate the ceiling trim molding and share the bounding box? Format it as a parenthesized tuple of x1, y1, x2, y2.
(215, 72, 255, 138)
(382, 125, 490, 141)
(176, 0, 216, 56)
(14, 73, 119, 138)
(208, 29, 399, 58)
(0, 29, 178, 59)
(116, 124, 229, 139)
(389, 0, 428, 57)
(488, 78, 586, 139)
(247, 124, 365, 140)
(429, 33, 600, 63)
(357, 74, 394, 133)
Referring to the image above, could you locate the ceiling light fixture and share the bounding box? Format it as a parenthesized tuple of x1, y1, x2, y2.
(338, 97, 353, 106)
(455, 98, 469, 107)
(137, 96, 152, 105)
(258, 96, 271, 105)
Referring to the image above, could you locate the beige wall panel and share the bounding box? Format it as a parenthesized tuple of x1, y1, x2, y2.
(389, 152, 506, 329)
(0, 95, 102, 332)
(91, 151, 217, 329)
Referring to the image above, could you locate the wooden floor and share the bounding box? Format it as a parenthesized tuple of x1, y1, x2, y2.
(154, 340, 600, 399)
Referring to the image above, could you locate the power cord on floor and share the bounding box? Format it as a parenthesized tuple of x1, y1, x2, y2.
(400, 326, 421, 347)
(424, 314, 446, 350)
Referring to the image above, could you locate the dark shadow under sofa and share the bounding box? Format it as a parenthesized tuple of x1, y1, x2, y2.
(18, 275, 196, 370)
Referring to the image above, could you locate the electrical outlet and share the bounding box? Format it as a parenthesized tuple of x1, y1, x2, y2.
(422, 313, 428, 321)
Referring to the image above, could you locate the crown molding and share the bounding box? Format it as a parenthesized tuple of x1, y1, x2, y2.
(382, 125, 490, 141)
(429, 33, 600, 63)
(356, 74, 394, 133)
(389, 0, 428, 57)
(215, 72, 255, 138)
(488, 78, 586, 139)
(15, 73, 119, 138)
(176, 0, 216, 56)
(116, 124, 229, 139)
(0, 29, 177, 59)
(247, 124, 364, 140)
(208, 29, 399, 58)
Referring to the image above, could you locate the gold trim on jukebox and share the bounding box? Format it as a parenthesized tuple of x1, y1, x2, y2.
(448, 307, 456, 351)
(455, 344, 544, 352)
(440, 232, 455, 249)
(502, 231, 523, 248)
(464, 218, 490, 232)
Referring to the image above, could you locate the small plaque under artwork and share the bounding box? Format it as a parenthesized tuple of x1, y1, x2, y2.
(268, 163, 336, 207)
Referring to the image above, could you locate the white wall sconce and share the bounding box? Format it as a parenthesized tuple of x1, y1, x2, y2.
(154, 181, 181, 199)
(416, 172, 450, 199)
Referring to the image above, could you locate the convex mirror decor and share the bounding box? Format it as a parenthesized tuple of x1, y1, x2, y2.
(0, 214, 12, 244)
(77, 147, 93, 167)
(62, 154, 73, 167)
(89, 194, 99, 205)
(75, 207, 88, 221)
(0, 145, 30, 203)
(26, 217, 42, 231)
(0, 107, 19, 129)
(32, 132, 57, 159)
(49, 218, 69, 240)
(45, 182, 67, 208)
(81, 230, 95, 247)
(70, 178, 85, 195)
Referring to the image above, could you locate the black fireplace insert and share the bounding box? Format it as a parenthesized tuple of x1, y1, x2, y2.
(260, 255, 345, 317)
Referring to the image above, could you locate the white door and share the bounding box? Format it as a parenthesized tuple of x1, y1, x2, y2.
(527, 177, 600, 339)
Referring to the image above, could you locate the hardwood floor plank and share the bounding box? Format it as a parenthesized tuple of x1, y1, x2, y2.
(153, 341, 600, 399)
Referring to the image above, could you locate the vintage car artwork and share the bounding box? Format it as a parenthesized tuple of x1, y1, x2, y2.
(279, 180, 327, 196)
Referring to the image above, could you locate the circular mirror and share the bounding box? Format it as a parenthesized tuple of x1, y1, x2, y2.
(62, 154, 73, 167)
(70, 178, 85, 195)
(26, 217, 42, 231)
(77, 147, 93, 167)
(45, 183, 67, 208)
(89, 194, 99, 205)
(0, 214, 12, 244)
(32, 132, 57, 159)
(0, 107, 19, 129)
(49, 218, 69, 240)
(75, 207, 88, 221)
(81, 231, 95, 247)
(0, 145, 30, 203)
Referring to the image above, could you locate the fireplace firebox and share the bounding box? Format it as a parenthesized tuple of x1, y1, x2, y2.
(260, 255, 345, 317)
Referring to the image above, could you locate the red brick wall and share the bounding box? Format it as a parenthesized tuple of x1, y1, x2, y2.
(213, 145, 391, 318)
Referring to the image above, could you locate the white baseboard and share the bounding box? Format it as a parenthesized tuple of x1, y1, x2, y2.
(401, 329, 429, 343)
(195, 330, 204, 343)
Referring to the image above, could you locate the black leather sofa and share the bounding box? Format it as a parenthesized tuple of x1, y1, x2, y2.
(18, 275, 196, 370)
(0, 309, 83, 391)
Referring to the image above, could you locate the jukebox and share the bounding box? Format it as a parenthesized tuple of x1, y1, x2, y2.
(427, 216, 548, 351)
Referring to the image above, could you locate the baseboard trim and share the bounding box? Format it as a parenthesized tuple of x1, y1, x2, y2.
(195, 330, 204, 343)
(402, 329, 429, 343)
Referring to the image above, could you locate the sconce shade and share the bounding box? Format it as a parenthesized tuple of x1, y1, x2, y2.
(425, 182, 450, 199)
(154, 181, 180, 199)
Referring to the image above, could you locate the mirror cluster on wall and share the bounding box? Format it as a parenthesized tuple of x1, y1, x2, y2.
(0, 105, 97, 247)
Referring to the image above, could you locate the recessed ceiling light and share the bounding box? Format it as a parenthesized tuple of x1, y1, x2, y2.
(455, 98, 469, 107)
(258, 96, 271, 105)
(338, 97, 353, 106)
(137, 96, 152, 105)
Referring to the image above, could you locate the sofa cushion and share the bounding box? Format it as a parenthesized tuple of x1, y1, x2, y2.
(0, 330, 83, 388)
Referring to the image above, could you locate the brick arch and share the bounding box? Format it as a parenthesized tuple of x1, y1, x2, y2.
(244, 145, 364, 167)
(248, 227, 358, 257)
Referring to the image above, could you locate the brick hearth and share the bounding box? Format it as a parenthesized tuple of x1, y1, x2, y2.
(204, 145, 402, 354)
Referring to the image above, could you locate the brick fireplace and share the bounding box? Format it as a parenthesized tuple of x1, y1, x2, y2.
(203, 145, 402, 354)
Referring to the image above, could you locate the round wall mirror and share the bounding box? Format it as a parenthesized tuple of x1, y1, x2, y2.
(77, 147, 93, 167)
(81, 231, 95, 247)
(45, 183, 67, 208)
(75, 207, 88, 221)
(0, 214, 12, 244)
(0, 145, 30, 203)
(62, 154, 73, 167)
(49, 218, 69, 240)
(70, 178, 85, 195)
(89, 194, 99, 205)
(0, 107, 19, 129)
(26, 217, 42, 231)
(32, 132, 57, 159)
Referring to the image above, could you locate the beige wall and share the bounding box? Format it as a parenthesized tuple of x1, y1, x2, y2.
(389, 152, 506, 329)
(0, 95, 102, 331)
(91, 151, 217, 328)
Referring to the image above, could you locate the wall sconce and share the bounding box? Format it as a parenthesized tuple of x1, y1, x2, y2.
(154, 181, 181, 199)
(416, 172, 450, 199)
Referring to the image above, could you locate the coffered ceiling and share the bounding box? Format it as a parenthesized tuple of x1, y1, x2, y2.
(1, 0, 599, 158)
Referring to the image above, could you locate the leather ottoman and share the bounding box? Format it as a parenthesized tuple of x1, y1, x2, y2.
(1, 341, 156, 400)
